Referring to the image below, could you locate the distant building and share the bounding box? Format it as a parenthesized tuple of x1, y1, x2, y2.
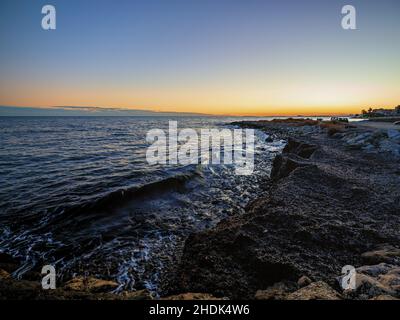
(372, 108, 397, 116)
(361, 106, 400, 118)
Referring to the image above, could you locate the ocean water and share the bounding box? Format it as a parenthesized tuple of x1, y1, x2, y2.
(0, 116, 285, 293)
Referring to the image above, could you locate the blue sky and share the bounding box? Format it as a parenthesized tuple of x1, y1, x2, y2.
(0, 0, 399, 115)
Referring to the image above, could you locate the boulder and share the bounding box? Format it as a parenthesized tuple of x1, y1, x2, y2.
(345, 132, 372, 147)
(343, 262, 400, 299)
(282, 138, 318, 159)
(346, 273, 396, 298)
(0, 252, 20, 273)
(270, 155, 314, 181)
(361, 246, 400, 265)
(0, 268, 11, 280)
(387, 129, 400, 142)
(63, 276, 119, 293)
(297, 275, 313, 288)
(379, 140, 400, 157)
(254, 282, 293, 300)
(286, 281, 342, 300)
(377, 267, 400, 292)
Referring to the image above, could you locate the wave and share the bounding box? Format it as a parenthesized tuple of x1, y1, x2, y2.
(53, 166, 203, 219)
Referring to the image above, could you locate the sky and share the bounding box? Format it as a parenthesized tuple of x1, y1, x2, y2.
(0, 0, 399, 116)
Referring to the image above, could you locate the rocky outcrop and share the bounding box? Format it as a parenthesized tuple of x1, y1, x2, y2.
(270, 154, 314, 181)
(270, 138, 318, 181)
(286, 281, 342, 300)
(171, 124, 400, 299)
(282, 138, 318, 158)
(254, 282, 295, 300)
(361, 245, 400, 265)
(255, 280, 342, 300)
(297, 275, 312, 288)
(0, 269, 11, 280)
(63, 276, 119, 292)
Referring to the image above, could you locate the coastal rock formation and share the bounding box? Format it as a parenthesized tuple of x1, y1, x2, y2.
(171, 122, 400, 299)
(64, 276, 119, 292)
(254, 281, 296, 300)
(285, 281, 342, 300)
(361, 245, 400, 265)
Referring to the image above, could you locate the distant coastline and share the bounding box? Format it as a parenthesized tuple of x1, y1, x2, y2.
(0, 106, 210, 117)
(0, 105, 354, 118)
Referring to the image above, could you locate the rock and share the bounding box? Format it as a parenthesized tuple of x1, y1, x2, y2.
(343, 263, 400, 299)
(63, 276, 119, 293)
(377, 267, 400, 292)
(300, 126, 317, 134)
(297, 275, 312, 288)
(286, 281, 342, 300)
(0, 278, 41, 300)
(369, 295, 399, 300)
(356, 263, 394, 277)
(171, 121, 400, 300)
(0, 268, 11, 280)
(362, 144, 375, 152)
(120, 289, 153, 300)
(270, 154, 314, 181)
(254, 282, 293, 300)
(379, 140, 400, 157)
(361, 246, 400, 265)
(387, 129, 400, 142)
(349, 273, 396, 298)
(282, 138, 318, 159)
(0, 252, 19, 273)
(345, 132, 374, 149)
(162, 293, 223, 300)
(332, 132, 344, 139)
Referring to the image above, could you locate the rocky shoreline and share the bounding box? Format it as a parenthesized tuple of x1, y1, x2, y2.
(1, 119, 399, 300)
(167, 119, 400, 300)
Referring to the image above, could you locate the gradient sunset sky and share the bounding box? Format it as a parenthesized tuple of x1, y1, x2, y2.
(0, 0, 399, 115)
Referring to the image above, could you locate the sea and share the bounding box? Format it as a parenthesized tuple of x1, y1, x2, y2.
(0, 116, 287, 293)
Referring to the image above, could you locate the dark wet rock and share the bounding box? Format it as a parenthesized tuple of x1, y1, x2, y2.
(270, 137, 318, 181)
(343, 273, 396, 299)
(0, 252, 20, 273)
(0, 269, 11, 280)
(270, 154, 315, 181)
(283, 138, 318, 159)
